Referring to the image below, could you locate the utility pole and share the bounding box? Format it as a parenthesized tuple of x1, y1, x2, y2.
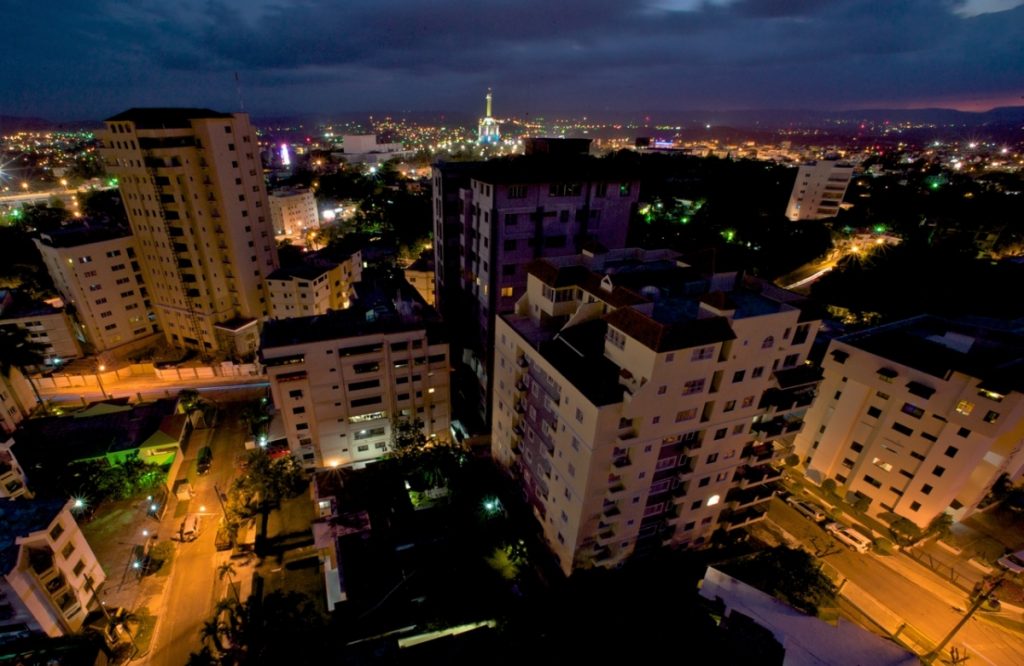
(923, 574, 1005, 664)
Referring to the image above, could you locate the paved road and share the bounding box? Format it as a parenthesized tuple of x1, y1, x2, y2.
(39, 377, 268, 404)
(146, 406, 248, 665)
(769, 497, 1024, 665)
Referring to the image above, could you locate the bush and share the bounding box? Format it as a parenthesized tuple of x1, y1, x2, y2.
(821, 478, 838, 495)
(874, 537, 896, 555)
(784, 454, 801, 468)
(889, 517, 924, 546)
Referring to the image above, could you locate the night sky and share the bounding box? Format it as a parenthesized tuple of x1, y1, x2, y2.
(4, 0, 1023, 120)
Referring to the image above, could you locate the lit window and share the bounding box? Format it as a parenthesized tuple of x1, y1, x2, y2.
(955, 400, 974, 416)
(707, 494, 720, 507)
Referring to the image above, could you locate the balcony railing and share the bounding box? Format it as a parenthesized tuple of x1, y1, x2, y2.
(733, 464, 783, 489)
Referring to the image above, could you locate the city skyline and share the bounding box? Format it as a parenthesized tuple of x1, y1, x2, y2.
(3, 0, 1024, 121)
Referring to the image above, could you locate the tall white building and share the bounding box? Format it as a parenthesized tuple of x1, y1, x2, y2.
(261, 280, 450, 469)
(0, 499, 106, 640)
(0, 290, 81, 366)
(269, 187, 318, 237)
(785, 160, 854, 221)
(99, 108, 279, 356)
(35, 222, 159, 354)
(492, 248, 822, 573)
(793, 316, 1024, 529)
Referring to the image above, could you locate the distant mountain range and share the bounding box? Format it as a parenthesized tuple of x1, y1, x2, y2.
(1, 106, 1021, 134)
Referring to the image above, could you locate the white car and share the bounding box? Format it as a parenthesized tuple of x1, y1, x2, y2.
(786, 496, 827, 522)
(998, 550, 1024, 573)
(826, 522, 872, 553)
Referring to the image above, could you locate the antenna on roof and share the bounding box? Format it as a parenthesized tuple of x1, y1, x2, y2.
(234, 72, 245, 112)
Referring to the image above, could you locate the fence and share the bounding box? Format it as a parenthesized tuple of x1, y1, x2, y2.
(36, 362, 260, 390)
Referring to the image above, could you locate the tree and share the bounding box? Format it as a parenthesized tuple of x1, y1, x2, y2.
(239, 398, 271, 442)
(217, 562, 239, 602)
(228, 449, 306, 519)
(927, 512, 953, 540)
(722, 546, 838, 616)
(389, 416, 427, 457)
(0, 325, 46, 409)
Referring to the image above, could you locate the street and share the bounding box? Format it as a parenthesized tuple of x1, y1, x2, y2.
(145, 404, 249, 666)
(768, 498, 1024, 665)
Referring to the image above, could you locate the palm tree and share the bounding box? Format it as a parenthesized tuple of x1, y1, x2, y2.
(0, 325, 46, 410)
(217, 562, 239, 602)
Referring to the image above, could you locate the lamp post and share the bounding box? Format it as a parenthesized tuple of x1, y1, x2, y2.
(96, 363, 107, 399)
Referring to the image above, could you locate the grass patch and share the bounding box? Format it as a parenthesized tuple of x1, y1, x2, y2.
(149, 541, 175, 578)
(128, 606, 157, 658)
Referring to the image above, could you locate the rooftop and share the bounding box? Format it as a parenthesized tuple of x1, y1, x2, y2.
(437, 152, 640, 185)
(0, 290, 62, 320)
(838, 315, 1024, 393)
(105, 107, 233, 129)
(0, 498, 68, 573)
(36, 221, 132, 249)
(267, 256, 338, 282)
(12, 398, 180, 470)
(261, 278, 442, 350)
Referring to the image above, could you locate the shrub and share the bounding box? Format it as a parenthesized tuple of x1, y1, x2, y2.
(874, 537, 895, 555)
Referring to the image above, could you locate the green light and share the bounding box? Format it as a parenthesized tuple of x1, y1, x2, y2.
(873, 224, 886, 234)
(680, 216, 690, 224)
(721, 229, 736, 243)
(107, 177, 118, 187)
(930, 182, 940, 190)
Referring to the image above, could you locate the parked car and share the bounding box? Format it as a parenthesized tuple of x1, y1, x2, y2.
(826, 522, 872, 554)
(997, 550, 1024, 574)
(197, 446, 212, 475)
(785, 496, 827, 522)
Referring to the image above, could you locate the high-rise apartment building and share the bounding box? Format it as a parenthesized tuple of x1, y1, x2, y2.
(99, 108, 279, 356)
(793, 316, 1024, 529)
(785, 160, 854, 221)
(492, 248, 821, 573)
(432, 151, 639, 423)
(269, 187, 318, 237)
(0, 499, 106, 639)
(261, 279, 450, 469)
(34, 222, 158, 353)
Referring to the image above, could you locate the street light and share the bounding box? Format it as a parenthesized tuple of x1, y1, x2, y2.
(95, 362, 107, 399)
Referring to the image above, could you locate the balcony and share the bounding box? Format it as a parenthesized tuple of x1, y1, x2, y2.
(733, 463, 783, 489)
(726, 484, 776, 510)
(516, 356, 529, 368)
(596, 528, 617, 546)
(512, 424, 525, 438)
(751, 415, 805, 440)
(607, 475, 627, 496)
(514, 379, 528, 392)
(741, 442, 780, 464)
(612, 455, 631, 469)
(514, 401, 526, 414)
(722, 506, 769, 531)
(602, 501, 621, 518)
(593, 545, 614, 563)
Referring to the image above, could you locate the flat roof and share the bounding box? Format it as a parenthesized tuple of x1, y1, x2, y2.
(105, 108, 233, 129)
(436, 152, 640, 185)
(839, 315, 1024, 392)
(37, 222, 132, 249)
(0, 498, 67, 573)
(261, 302, 442, 350)
(0, 290, 62, 320)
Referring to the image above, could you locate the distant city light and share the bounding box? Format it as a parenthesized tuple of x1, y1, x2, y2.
(280, 143, 291, 167)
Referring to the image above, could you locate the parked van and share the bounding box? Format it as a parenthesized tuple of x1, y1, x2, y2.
(180, 513, 201, 542)
(826, 522, 871, 553)
(197, 447, 213, 476)
(786, 496, 827, 522)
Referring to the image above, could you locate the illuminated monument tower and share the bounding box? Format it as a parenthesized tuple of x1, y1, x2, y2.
(477, 89, 500, 145)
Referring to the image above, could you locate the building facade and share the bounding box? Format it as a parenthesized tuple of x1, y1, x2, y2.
(785, 160, 854, 221)
(269, 187, 318, 237)
(99, 108, 279, 355)
(432, 152, 639, 424)
(266, 252, 359, 319)
(35, 223, 159, 353)
(0, 291, 81, 366)
(793, 316, 1024, 529)
(492, 249, 821, 574)
(0, 368, 36, 437)
(261, 282, 450, 469)
(0, 499, 106, 640)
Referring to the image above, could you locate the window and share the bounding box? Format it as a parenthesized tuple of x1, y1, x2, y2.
(723, 400, 736, 412)
(73, 560, 85, 576)
(714, 428, 727, 440)
(706, 453, 718, 464)
(691, 346, 714, 361)
(732, 370, 745, 383)
(500, 286, 513, 298)
(864, 475, 882, 489)
(549, 183, 581, 197)
(892, 422, 914, 436)
(698, 476, 710, 487)
(741, 396, 755, 408)
(762, 336, 774, 349)
(955, 400, 974, 415)
(867, 406, 882, 418)
(676, 408, 697, 422)
(921, 484, 933, 495)
(910, 501, 921, 511)
(288, 389, 303, 399)
(575, 408, 584, 423)
(957, 427, 971, 438)
(296, 422, 309, 430)
(751, 366, 764, 378)
(850, 441, 864, 452)
(944, 446, 958, 458)
(783, 354, 799, 367)
(651, 416, 661, 425)
(901, 403, 925, 419)
(932, 466, 946, 477)
(508, 186, 526, 199)
(351, 395, 383, 408)
(291, 406, 306, 415)
(682, 378, 705, 395)
(872, 457, 893, 472)
(61, 541, 76, 559)
(984, 410, 1000, 423)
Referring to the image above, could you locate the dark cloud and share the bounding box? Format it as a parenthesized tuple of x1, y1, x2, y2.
(2, 0, 1021, 119)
